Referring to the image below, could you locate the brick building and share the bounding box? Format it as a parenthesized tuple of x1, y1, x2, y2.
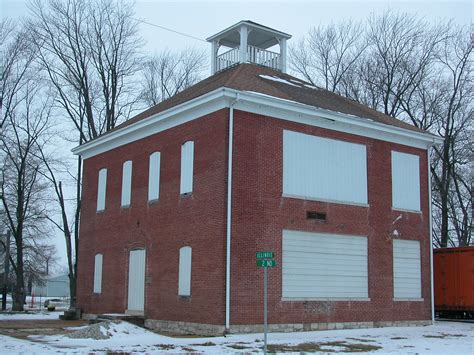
(73, 21, 442, 335)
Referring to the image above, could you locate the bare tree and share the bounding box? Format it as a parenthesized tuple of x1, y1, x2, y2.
(0, 20, 35, 130)
(291, 12, 473, 247)
(29, 0, 143, 142)
(140, 48, 207, 106)
(0, 82, 51, 310)
(27, 0, 144, 308)
(290, 20, 366, 92)
(429, 27, 473, 247)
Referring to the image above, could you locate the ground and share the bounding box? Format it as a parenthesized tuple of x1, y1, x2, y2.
(0, 312, 472, 354)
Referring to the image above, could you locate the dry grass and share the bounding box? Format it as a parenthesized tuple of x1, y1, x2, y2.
(267, 340, 382, 353)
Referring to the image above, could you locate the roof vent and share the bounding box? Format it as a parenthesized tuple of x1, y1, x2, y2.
(206, 20, 292, 74)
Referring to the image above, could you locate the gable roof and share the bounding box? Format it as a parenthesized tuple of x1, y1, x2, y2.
(114, 63, 425, 135)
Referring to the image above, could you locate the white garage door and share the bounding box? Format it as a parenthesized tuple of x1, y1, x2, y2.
(282, 230, 368, 299)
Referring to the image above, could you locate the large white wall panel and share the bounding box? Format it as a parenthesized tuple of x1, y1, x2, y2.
(93, 254, 103, 294)
(180, 141, 194, 194)
(391, 151, 421, 211)
(148, 152, 161, 201)
(121, 160, 133, 207)
(282, 230, 368, 299)
(96, 168, 107, 212)
(178, 246, 192, 296)
(393, 239, 421, 299)
(283, 130, 367, 204)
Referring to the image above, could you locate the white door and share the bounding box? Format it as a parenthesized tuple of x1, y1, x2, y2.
(127, 249, 146, 313)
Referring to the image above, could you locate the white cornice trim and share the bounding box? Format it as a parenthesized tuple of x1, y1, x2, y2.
(72, 87, 442, 159)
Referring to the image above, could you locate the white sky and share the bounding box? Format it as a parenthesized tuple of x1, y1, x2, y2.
(1, 0, 472, 269)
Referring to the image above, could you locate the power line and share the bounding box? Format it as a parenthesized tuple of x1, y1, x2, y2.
(133, 18, 207, 43)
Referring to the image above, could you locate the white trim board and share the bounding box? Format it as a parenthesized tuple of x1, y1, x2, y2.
(72, 88, 442, 159)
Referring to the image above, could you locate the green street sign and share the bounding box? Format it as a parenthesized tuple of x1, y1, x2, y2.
(257, 260, 277, 267)
(256, 251, 274, 259)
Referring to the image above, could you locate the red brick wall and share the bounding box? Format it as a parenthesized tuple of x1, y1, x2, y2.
(230, 110, 431, 325)
(77, 106, 431, 326)
(76, 109, 229, 325)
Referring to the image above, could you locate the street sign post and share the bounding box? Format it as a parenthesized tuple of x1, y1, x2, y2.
(256, 251, 276, 355)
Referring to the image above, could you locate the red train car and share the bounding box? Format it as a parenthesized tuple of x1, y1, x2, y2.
(434, 246, 474, 318)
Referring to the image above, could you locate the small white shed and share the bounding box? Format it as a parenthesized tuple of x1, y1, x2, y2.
(32, 274, 70, 297)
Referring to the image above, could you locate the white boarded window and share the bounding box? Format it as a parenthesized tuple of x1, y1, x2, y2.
(391, 151, 420, 211)
(393, 239, 421, 299)
(180, 141, 194, 194)
(121, 160, 133, 207)
(148, 152, 161, 201)
(282, 230, 368, 299)
(97, 168, 107, 212)
(93, 254, 103, 294)
(178, 246, 192, 296)
(283, 130, 367, 205)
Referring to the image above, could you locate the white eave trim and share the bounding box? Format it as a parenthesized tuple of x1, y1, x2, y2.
(72, 87, 442, 159)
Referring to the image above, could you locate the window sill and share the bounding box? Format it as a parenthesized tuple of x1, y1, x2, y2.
(282, 194, 369, 208)
(121, 205, 131, 209)
(282, 297, 371, 302)
(393, 298, 424, 302)
(391, 207, 422, 214)
(96, 209, 105, 214)
(148, 198, 160, 205)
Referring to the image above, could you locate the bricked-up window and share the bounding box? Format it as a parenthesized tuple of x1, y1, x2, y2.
(391, 151, 421, 211)
(178, 246, 192, 296)
(180, 141, 194, 194)
(96, 168, 107, 212)
(148, 152, 161, 201)
(121, 160, 133, 207)
(393, 239, 422, 299)
(93, 254, 103, 294)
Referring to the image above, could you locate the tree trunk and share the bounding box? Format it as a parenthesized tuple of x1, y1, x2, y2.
(12, 237, 24, 311)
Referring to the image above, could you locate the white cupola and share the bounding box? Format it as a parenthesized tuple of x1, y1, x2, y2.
(206, 20, 292, 74)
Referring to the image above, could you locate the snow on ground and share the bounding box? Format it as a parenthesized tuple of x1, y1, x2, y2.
(0, 311, 61, 320)
(0, 320, 472, 354)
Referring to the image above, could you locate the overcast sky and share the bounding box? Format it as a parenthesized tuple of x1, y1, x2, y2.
(1, 0, 472, 270)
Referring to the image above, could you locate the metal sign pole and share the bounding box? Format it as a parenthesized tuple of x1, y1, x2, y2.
(264, 265, 268, 355)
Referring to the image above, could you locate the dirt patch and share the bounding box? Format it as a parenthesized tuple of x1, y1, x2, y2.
(390, 337, 408, 340)
(0, 319, 88, 340)
(153, 344, 176, 350)
(267, 341, 382, 353)
(347, 337, 377, 342)
(226, 342, 253, 350)
(423, 333, 467, 339)
(191, 341, 216, 346)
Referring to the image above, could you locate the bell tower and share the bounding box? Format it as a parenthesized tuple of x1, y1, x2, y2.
(206, 21, 292, 74)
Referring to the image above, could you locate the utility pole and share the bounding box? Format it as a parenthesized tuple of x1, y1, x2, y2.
(2, 230, 11, 311)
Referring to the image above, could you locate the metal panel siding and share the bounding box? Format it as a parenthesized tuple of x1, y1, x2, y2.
(283, 130, 367, 204)
(121, 160, 133, 207)
(148, 152, 161, 201)
(178, 246, 192, 296)
(393, 239, 421, 299)
(96, 169, 107, 211)
(180, 141, 194, 194)
(282, 230, 368, 299)
(93, 254, 103, 293)
(127, 249, 146, 311)
(391, 151, 421, 211)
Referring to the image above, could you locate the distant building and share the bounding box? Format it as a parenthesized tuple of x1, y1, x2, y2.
(32, 274, 70, 297)
(74, 21, 441, 335)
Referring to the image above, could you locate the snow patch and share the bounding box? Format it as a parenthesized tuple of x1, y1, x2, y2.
(259, 74, 301, 87)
